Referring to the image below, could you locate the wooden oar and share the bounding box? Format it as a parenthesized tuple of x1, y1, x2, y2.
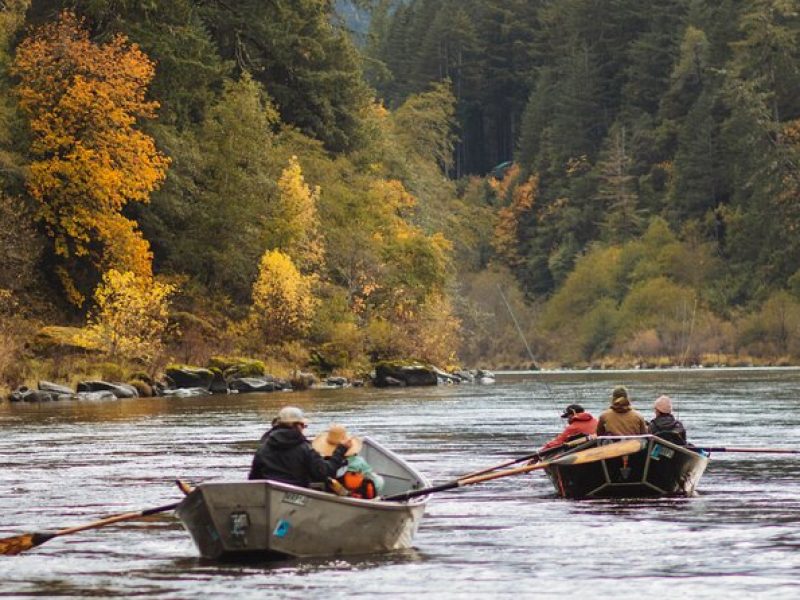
(175, 479, 193, 495)
(0, 500, 181, 556)
(457, 435, 595, 480)
(697, 446, 800, 454)
(383, 438, 646, 502)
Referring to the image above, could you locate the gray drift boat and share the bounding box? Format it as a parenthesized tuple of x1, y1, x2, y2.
(176, 437, 430, 560)
(543, 435, 708, 499)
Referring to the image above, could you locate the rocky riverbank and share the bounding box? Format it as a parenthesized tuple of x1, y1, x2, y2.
(4, 357, 496, 403)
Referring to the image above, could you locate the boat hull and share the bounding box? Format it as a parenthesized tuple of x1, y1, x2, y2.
(177, 437, 429, 560)
(543, 435, 708, 499)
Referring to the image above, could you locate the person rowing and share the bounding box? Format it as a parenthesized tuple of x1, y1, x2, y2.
(540, 403, 598, 451)
(248, 406, 352, 488)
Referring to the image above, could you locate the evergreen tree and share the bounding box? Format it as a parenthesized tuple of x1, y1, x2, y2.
(198, 0, 372, 152)
(596, 124, 644, 242)
(668, 89, 727, 225)
(166, 74, 280, 302)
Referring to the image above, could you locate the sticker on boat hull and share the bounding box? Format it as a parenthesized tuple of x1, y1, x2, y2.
(651, 444, 675, 460)
(273, 519, 291, 538)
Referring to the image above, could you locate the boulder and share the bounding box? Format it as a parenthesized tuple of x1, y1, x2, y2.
(161, 387, 212, 397)
(10, 386, 59, 402)
(290, 372, 317, 391)
(165, 366, 214, 390)
(433, 367, 461, 384)
(208, 370, 229, 394)
(229, 377, 276, 394)
(207, 356, 266, 380)
(38, 380, 74, 395)
(373, 362, 437, 387)
(77, 380, 139, 398)
(476, 369, 496, 384)
(129, 379, 154, 398)
(75, 390, 117, 401)
(454, 370, 475, 383)
(325, 376, 348, 387)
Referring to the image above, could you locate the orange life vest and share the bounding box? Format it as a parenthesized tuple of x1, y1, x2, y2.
(340, 471, 377, 499)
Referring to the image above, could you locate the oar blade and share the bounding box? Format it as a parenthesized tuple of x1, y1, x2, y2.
(0, 532, 54, 556)
(551, 438, 647, 467)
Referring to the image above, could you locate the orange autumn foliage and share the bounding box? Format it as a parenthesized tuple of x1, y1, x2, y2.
(12, 11, 169, 304)
(493, 174, 539, 269)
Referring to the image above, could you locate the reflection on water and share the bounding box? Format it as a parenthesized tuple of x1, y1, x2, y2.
(1, 369, 800, 599)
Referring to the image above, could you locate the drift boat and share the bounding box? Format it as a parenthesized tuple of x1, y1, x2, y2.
(542, 435, 708, 499)
(176, 437, 430, 560)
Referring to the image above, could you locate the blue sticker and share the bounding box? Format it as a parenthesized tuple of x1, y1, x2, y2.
(650, 445, 662, 460)
(273, 519, 290, 538)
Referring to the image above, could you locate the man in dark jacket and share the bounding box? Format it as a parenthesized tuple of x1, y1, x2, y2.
(248, 406, 351, 487)
(648, 395, 687, 445)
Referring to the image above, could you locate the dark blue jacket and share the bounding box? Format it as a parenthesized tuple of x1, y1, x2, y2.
(648, 414, 687, 445)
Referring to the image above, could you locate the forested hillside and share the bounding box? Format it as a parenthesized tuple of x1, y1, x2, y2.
(1, 1, 799, 393)
(369, 0, 800, 365)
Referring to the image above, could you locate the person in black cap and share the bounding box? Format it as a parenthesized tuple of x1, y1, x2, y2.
(540, 404, 598, 450)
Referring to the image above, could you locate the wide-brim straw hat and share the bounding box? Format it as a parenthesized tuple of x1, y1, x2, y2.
(312, 423, 362, 457)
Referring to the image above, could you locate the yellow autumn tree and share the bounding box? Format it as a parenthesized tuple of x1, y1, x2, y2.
(12, 11, 169, 305)
(250, 249, 317, 346)
(274, 156, 325, 273)
(83, 270, 175, 364)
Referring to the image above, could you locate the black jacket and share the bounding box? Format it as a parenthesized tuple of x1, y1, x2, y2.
(248, 426, 348, 487)
(648, 413, 687, 445)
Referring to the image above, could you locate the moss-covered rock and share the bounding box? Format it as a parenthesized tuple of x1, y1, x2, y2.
(129, 379, 154, 398)
(207, 355, 266, 380)
(373, 361, 438, 387)
(31, 326, 101, 356)
(165, 365, 214, 389)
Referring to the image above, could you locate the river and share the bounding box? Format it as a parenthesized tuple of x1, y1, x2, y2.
(1, 368, 799, 599)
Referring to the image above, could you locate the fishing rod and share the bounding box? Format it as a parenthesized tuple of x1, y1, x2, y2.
(497, 284, 540, 372)
(496, 283, 576, 425)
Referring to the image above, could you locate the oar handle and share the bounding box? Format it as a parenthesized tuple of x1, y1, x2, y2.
(698, 447, 800, 454)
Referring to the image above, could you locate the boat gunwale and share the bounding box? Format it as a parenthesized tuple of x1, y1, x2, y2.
(551, 434, 710, 465)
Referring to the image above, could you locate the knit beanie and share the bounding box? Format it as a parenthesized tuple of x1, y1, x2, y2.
(654, 395, 673, 414)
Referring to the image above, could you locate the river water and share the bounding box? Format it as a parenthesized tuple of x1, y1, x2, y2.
(1, 369, 799, 599)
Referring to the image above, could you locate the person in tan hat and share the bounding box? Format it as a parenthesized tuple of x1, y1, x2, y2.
(248, 406, 352, 487)
(313, 424, 385, 498)
(596, 386, 647, 436)
(647, 395, 687, 445)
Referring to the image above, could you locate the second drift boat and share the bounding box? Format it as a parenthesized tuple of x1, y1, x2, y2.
(542, 435, 708, 499)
